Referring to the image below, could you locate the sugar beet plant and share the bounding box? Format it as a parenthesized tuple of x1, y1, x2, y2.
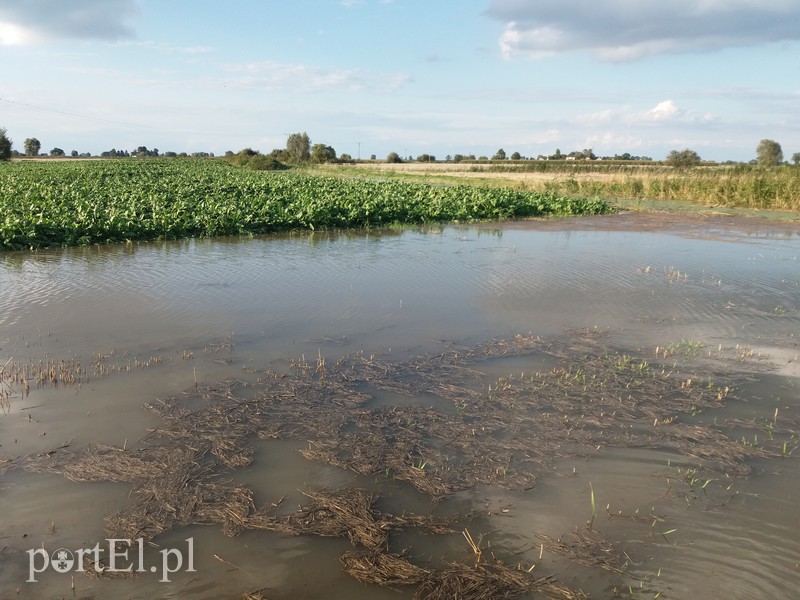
(0, 160, 611, 250)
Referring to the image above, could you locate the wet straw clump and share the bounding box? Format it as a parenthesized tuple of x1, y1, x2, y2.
(20, 329, 799, 597)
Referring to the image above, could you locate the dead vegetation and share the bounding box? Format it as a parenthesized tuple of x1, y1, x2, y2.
(414, 561, 588, 600)
(17, 329, 796, 598)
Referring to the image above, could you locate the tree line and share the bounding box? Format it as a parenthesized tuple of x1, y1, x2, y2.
(225, 132, 352, 170)
(665, 140, 790, 168)
(1, 128, 798, 167)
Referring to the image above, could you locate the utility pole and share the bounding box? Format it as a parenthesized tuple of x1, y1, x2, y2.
(357, 141, 361, 161)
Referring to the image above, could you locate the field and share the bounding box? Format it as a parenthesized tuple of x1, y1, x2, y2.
(0, 159, 610, 251)
(312, 161, 800, 214)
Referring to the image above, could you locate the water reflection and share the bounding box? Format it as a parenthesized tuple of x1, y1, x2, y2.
(1, 215, 799, 598)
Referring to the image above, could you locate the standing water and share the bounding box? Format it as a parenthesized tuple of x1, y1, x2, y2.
(1, 213, 798, 599)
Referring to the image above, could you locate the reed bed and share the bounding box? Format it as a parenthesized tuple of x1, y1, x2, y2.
(540, 166, 800, 211)
(17, 329, 798, 597)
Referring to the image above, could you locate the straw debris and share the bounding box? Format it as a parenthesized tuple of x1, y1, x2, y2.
(16, 329, 793, 597)
(414, 561, 587, 600)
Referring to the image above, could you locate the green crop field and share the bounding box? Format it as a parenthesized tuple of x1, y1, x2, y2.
(0, 159, 611, 251)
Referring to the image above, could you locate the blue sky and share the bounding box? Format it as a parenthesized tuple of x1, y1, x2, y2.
(1, 0, 798, 161)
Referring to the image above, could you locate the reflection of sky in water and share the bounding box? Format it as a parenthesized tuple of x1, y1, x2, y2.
(1, 224, 798, 359)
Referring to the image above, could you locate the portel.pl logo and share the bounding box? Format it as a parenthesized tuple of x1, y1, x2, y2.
(27, 538, 195, 583)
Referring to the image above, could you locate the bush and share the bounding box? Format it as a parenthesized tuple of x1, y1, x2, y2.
(225, 149, 288, 170)
(666, 149, 701, 168)
(0, 127, 12, 161)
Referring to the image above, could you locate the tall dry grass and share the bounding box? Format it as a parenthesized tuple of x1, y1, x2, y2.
(540, 166, 800, 211)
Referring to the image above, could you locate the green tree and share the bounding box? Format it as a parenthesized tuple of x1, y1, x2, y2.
(0, 127, 12, 161)
(24, 137, 41, 156)
(756, 139, 783, 167)
(386, 151, 402, 163)
(493, 148, 507, 160)
(665, 148, 701, 168)
(50, 147, 65, 157)
(311, 143, 337, 163)
(510, 151, 521, 160)
(286, 132, 311, 164)
(792, 152, 800, 165)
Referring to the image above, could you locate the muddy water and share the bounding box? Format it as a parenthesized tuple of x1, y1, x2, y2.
(1, 213, 799, 599)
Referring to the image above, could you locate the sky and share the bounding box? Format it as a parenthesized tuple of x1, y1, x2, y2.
(1, 0, 799, 162)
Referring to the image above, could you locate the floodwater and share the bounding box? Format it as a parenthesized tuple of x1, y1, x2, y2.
(1, 213, 799, 599)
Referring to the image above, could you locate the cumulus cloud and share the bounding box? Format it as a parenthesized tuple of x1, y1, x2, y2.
(645, 100, 680, 121)
(487, 0, 800, 60)
(574, 100, 716, 127)
(0, 0, 137, 45)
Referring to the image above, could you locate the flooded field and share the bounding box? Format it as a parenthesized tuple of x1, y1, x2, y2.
(1, 213, 799, 599)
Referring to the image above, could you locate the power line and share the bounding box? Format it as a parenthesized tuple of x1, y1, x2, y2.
(0, 97, 161, 130)
(0, 97, 240, 139)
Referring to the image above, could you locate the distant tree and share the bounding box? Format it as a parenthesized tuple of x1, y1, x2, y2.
(70, 150, 79, 157)
(0, 127, 12, 160)
(445, 154, 452, 162)
(386, 151, 402, 163)
(311, 143, 337, 163)
(493, 148, 507, 160)
(49, 147, 65, 157)
(163, 151, 178, 158)
(24, 137, 41, 156)
(339, 153, 354, 162)
(416, 153, 435, 162)
(756, 139, 783, 166)
(665, 148, 701, 168)
(452, 154, 465, 163)
(286, 132, 311, 163)
(792, 152, 800, 165)
(510, 151, 521, 160)
(133, 146, 160, 157)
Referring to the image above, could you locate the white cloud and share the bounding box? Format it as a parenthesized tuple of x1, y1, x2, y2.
(487, 0, 800, 61)
(574, 100, 715, 127)
(499, 22, 563, 59)
(219, 60, 412, 94)
(645, 100, 679, 122)
(573, 108, 618, 125)
(0, 0, 138, 44)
